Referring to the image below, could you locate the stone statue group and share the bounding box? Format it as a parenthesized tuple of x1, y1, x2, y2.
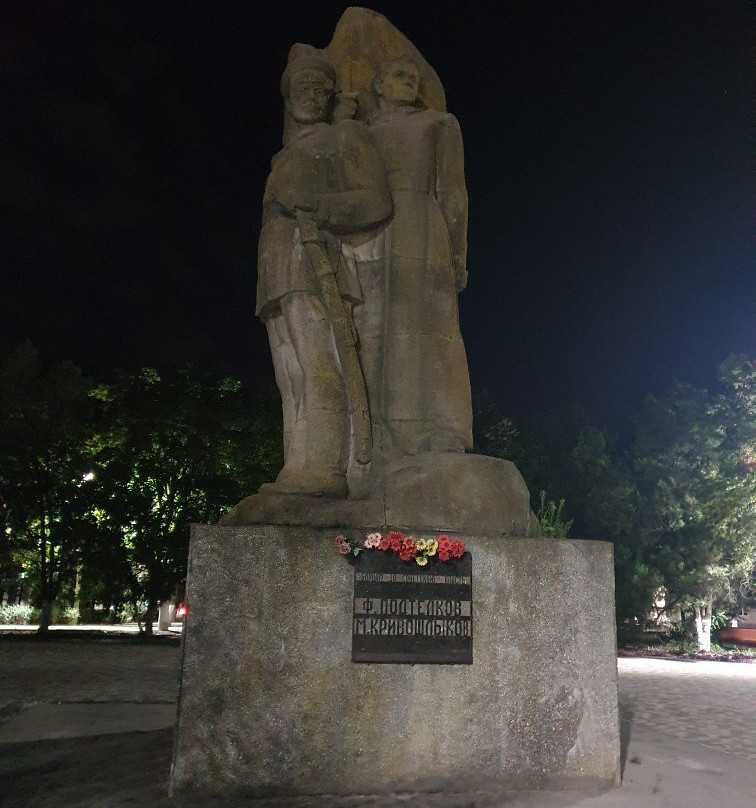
(255, 38, 472, 503)
(222, 9, 535, 535)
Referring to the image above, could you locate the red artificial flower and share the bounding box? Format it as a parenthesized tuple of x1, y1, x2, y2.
(339, 543, 351, 555)
(388, 530, 403, 551)
(335, 535, 346, 546)
(438, 547, 451, 562)
(438, 535, 452, 551)
(398, 536, 417, 561)
(378, 536, 390, 551)
(450, 540, 465, 558)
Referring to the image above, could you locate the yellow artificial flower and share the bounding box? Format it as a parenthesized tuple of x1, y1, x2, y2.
(415, 555, 429, 566)
(425, 539, 438, 556)
(415, 538, 427, 552)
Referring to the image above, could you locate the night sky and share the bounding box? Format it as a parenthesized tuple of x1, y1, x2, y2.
(3, 1, 752, 428)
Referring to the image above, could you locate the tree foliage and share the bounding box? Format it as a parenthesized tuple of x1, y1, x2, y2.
(1, 341, 751, 650)
(91, 367, 281, 631)
(472, 389, 523, 465)
(0, 343, 282, 632)
(0, 341, 100, 630)
(517, 354, 755, 647)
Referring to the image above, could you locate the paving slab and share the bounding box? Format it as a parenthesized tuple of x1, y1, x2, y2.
(617, 657, 756, 761)
(1, 637, 756, 806)
(0, 702, 177, 743)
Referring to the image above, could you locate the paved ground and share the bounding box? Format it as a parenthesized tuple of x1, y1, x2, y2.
(1, 632, 755, 807)
(618, 656, 756, 763)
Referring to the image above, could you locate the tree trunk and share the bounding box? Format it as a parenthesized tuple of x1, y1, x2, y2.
(37, 598, 53, 634)
(157, 601, 173, 631)
(693, 603, 712, 652)
(143, 600, 157, 636)
(72, 565, 82, 619)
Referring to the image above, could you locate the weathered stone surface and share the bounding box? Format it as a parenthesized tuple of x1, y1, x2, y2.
(384, 453, 537, 534)
(364, 56, 472, 461)
(221, 454, 538, 535)
(171, 526, 621, 799)
(228, 6, 518, 520)
(219, 488, 385, 529)
(326, 6, 447, 118)
(257, 41, 392, 501)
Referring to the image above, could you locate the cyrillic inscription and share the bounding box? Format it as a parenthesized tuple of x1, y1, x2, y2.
(352, 550, 472, 663)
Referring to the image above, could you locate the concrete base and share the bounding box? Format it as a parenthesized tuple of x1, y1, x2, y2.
(171, 526, 621, 800)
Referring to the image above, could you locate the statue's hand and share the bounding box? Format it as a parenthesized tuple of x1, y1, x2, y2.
(333, 92, 358, 121)
(279, 189, 317, 215)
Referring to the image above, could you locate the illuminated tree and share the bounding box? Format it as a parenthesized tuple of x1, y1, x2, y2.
(92, 368, 281, 633)
(0, 342, 100, 631)
(0, 346, 283, 632)
(628, 356, 755, 649)
(508, 355, 755, 647)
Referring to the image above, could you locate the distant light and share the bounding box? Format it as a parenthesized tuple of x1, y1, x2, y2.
(176, 604, 188, 618)
(82, 472, 95, 482)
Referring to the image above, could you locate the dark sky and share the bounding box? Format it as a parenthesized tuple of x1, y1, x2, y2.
(2, 1, 752, 428)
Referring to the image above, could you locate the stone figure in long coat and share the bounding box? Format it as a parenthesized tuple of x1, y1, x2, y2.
(362, 53, 473, 458)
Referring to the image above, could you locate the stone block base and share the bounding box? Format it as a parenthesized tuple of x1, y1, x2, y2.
(170, 526, 621, 800)
(221, 454, 539, 536)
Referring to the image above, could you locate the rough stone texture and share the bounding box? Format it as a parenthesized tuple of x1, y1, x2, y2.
(221, 453, 538, 536)
(171, 526, 621, 800)
(326, 6, 447, 117)
(228, 6, 512, 519)
(220, 489, 385, 529)
(257, 41, 392, 501)
(384, 453, 536, 534)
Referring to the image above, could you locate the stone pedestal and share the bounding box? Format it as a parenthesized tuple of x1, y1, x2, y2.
(171, 526, 621, 801)
(222, 454, 539, 536)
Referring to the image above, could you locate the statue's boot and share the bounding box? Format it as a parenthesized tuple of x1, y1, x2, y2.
(261, 466, 347, 498)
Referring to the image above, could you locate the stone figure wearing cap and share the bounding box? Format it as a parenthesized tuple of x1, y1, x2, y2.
(222, 8, 539, 537)
(255, 44, 391, 498)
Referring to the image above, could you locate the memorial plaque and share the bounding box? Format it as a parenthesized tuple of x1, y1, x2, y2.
(352, 551, 472, 664)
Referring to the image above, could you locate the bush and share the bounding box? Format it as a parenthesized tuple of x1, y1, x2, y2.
(116, 602, 144, 623)
(0, 603, 36, 624)
(536, 491, 573, 538)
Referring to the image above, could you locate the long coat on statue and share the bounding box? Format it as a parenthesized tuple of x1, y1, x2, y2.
(365, 105, 473, 457)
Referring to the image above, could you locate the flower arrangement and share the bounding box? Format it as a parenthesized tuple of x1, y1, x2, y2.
(335, 530, 466, 566)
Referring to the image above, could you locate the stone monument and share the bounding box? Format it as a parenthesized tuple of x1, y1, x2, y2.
(220, 7, 536, 535)
(171, 7, 621, 803)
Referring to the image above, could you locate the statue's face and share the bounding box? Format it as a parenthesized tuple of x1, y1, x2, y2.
(287, 69, 332, 124)
(376, 60, 419, 105)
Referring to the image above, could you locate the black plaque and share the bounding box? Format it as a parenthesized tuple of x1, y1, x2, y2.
(352, 550, 472, 664)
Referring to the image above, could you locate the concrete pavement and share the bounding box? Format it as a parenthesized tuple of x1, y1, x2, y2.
(0, 621, 182, 635)
(618, 656, 756, 763)
(0, 635, 755, 807)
